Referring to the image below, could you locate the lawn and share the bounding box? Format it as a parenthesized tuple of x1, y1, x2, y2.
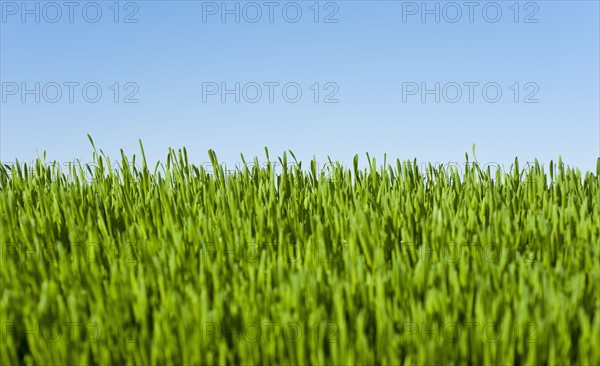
(1, 138, 598, 365)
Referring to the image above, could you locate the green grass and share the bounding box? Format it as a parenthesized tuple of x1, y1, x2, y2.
(1, 138, 599, 365)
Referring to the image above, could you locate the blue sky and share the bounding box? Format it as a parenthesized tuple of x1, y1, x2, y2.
(1, 0, 599, 173)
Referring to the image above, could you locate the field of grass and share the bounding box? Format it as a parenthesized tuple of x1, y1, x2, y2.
(1, 138, 599, 365)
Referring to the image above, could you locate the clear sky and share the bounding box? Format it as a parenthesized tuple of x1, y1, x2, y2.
(1, 1, 599, 173)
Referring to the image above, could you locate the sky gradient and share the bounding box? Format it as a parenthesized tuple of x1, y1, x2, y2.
(1, 0, 599, 173)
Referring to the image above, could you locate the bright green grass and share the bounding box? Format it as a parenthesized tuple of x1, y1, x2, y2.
(1, 138, 599, 365)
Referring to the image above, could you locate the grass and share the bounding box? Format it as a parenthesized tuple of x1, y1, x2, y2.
(1, 137, 599, 365)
